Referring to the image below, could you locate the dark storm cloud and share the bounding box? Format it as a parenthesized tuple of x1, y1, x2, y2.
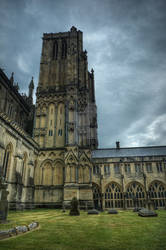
(0, 0, 166, 147)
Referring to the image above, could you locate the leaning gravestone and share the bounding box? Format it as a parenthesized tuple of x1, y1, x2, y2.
(69, 197, 80, 216)
(108, 209, 118, 214)
(138, 208, 157, 217)
(0, 177, 9, 223)
(87, 209, 99, 215)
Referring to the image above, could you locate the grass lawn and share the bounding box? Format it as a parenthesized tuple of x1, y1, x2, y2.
(0, 209, 166, 250)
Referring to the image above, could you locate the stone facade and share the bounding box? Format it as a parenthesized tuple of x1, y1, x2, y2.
(0, 27, 166, 209)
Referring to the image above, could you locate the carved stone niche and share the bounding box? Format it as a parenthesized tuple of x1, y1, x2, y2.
(69, 100, 75, 111)
(68, 122, 74, 132)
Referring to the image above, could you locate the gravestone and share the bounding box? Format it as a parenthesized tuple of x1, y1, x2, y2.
(69, 197, 80, 216)
(0, 177, 9, 223)
(108, 209, 118, 214)
(87, 209, 99, 215)
(138, 208, 157, 217)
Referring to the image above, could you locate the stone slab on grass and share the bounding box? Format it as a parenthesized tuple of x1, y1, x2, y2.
(87, 209, 99, 215)
(138, 208, 158, 217)
(108, 209, 118, 214)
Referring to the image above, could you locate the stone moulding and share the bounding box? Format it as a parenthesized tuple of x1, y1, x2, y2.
(0, 222, 39, 240)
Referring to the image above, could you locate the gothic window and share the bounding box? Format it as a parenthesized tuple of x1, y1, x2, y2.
(104, 165, 110, 175)
(105, 182, 123, 208)
(62, 40, 67, 58)
(148, 181, 166, 208)
(53, 40, 58, 59)
(22, 153, 27, 183)
(2, 144, 12, 180)
(93, 165, 100, 175)
(135, 163, 142, 173)
(126, 182, 145, 208)
(114, 164, 120, 174)
(125, 164, 131, 174)
(58, 129, 62, 136)
(146, 162, 152, 173)
(48, 130, 53, 136)
(53, 162, 64, 185)
(42, 162, 53, 185)
(92, 183, 101, 209)
(156, 162, 163, 172)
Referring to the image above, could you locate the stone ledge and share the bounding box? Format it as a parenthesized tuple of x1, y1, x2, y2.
(0, 222, 39, 240)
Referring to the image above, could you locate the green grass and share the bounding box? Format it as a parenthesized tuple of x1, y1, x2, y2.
(0, 209, 166, 250)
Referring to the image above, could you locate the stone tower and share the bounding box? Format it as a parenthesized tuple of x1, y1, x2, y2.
(34, 27, 98, 208)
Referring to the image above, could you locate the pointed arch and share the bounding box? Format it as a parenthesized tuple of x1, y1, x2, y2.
(61, 40, 67, 58)
(53, 160, 64, 185)
(125, 181, 145, 208)
(148, 180, 166, 208)
(53, 40, 58, 59)
(104, 182, 123, 208)
(41, 160, 53, 186)
(92, 182, 101, 209)
(22, 152, 28, 184)
(3, 143, 13, 180)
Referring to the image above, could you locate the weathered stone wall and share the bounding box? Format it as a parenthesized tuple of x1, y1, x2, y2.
(92, 155, 166, 209)
(0, 113, 38, 209)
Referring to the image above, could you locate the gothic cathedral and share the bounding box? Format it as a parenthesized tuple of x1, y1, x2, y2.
(0, 27, 166, 210)
(33, 26, 98, 208)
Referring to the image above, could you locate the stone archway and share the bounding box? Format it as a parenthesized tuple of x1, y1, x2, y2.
(92, 182, 101, 209)
(104, 182, 123, 209)
(148, 181, 166, 208)
(125, 182, 145, 208)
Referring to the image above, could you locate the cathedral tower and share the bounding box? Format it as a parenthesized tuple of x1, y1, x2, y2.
(34, 27, 98, 208)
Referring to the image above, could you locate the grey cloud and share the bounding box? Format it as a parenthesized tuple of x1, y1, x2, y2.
(0, 0, 166, 147)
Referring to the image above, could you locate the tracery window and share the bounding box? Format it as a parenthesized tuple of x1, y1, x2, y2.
(135, 163, 142, 173)
(124, 163, 131, 174)
(93, 165, 100, 175)
(148, 181, 166, 208)
(105, 182, 123, 208)
(53, 40, 58, 59)
(61, 40, 67, 58)
(48, 130, 53, 136)
(114, 164, 120, 174)
(104, 165, 110, 175)
(2, 144, 12, 180)
(156, 162, 163, 172)
(58, 129, 62, 136)
(92, 183, 101, 209)
(126, 182, 145, 208)
(146, 162, 152, 173)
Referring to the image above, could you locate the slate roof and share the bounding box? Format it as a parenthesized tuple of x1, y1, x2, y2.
(92, 146, 166, 158)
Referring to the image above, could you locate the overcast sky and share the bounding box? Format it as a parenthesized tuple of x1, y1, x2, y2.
(0, 0, 166, 148)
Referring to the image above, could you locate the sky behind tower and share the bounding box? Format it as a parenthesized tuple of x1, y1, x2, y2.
(0, 0, 166, 148)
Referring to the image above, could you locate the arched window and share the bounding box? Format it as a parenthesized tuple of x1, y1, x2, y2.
(92, 183, 101, 209)
(22, 152, 27, 184)
(53, 40, 58, 59)
(2, 144, 12, 180)
(42, 162, 53, 186)
(148, 181, 166, 208)
(53, 161, 64, 185)
(126, 182, 145, 208)
(62, 40, 67, 58)
(104, 182, 123, 208)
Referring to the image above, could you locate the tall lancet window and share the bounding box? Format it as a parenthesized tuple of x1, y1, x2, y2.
(53, 40, 58, 60)
(62, 40, 67, 58)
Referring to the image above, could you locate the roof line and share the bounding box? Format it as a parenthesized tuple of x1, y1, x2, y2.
(95, 145, 166, 150)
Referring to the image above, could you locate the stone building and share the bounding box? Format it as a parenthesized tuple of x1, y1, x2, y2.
(0, 27, 166, 209)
